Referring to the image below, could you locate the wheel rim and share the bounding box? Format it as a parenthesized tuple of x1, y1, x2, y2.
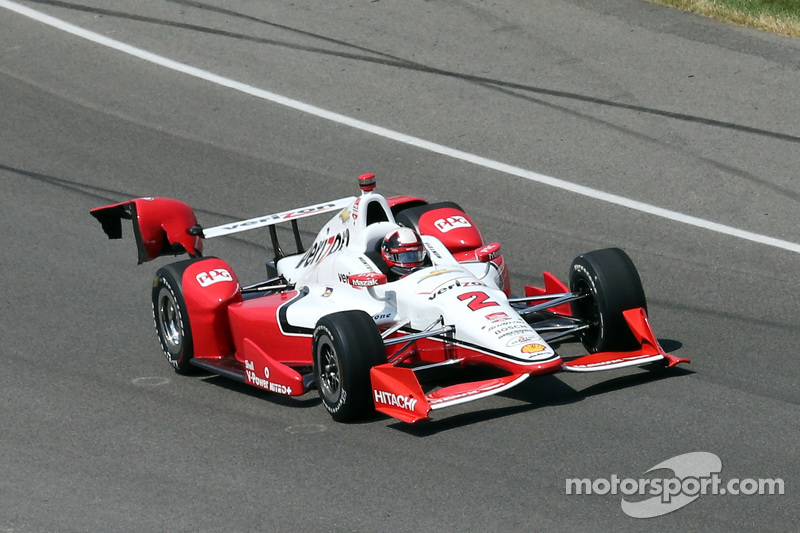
(157, 288, 182, 350)
(316, 338, 341, 403)
(572, 279, 600, 348)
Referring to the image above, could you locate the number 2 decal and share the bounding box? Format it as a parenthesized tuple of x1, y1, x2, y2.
(457, 291, 500, 311)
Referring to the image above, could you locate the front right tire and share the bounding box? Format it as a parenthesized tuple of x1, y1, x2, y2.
(569, 248, 648, 353)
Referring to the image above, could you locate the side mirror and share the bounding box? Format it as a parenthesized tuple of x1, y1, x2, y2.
(348, 273, 388, 287)
(475, 242, 501, 263)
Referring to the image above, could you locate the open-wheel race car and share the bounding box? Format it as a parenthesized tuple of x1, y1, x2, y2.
(91, 174, 689, 424)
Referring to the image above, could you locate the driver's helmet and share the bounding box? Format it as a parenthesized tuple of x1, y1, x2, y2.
(381, 227, 427, 269)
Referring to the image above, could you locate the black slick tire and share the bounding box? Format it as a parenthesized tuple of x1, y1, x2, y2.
(569, 248, 647, 353)
(152, 260, 197, 374)
(312, 311, 386, 422)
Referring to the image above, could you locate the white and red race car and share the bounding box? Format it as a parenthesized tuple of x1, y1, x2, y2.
(91, 174, 688, 424)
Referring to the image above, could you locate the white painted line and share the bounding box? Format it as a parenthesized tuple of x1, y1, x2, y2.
(3, 0, 799, 254)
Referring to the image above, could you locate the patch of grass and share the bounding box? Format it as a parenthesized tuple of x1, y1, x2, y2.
(644, 0, 800, 38)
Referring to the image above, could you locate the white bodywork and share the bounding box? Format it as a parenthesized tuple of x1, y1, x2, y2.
(257, 190, 559, 366)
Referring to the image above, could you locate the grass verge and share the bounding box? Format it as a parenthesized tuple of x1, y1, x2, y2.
(643, 0, 800, 38)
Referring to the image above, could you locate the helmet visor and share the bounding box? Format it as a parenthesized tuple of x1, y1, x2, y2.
(390, 249, 426, 267)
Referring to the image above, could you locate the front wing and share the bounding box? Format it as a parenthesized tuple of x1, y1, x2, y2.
(369, 307, 689, 423)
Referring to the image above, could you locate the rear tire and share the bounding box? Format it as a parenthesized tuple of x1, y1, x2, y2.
(569, 248, 647, 353)
(313, 311, 386, 422)
(152, 261, 196, 374)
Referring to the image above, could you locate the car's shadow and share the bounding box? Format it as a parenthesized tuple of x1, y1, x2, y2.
(388, 339, 693, 436)
(188, 339, 691, 430)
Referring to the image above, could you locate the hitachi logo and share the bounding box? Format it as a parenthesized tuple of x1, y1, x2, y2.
(374, 390, 418, 411)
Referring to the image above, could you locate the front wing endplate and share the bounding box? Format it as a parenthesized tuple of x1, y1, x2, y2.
(563, 308, 690, 372)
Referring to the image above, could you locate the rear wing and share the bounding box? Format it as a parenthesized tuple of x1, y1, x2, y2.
(205, 197, 354, 263)
(202, 197, 354, 238)
(91, 196, 353, 264)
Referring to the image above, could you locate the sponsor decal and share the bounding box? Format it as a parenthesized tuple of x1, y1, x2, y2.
(521, 343, 546, 354)
(349, 273, 387, 287)
(373, 312, 393, 321)
(417, 268, 461, 282)
(297, 228, 350, 268)
(358, 256, 375, 272)
(426, 278, 486, 300)
(374, 390, 418, 412)
(506, 335, 537, 347)
(487, 320, 535, 340)
(476, 243, 501, 261)
(339, 208, 351, 223)
(217, 201, 344, 232)
(497, 328, 535, 339)
(434, 215, 471, 233)
(243, 360, 291, 394)
(486, 312, 511, 323)
(196, 268, 233, 287)
(488, 319, 527, 332)
(322, 287, 333, 297)
(245, 370, 292, 394)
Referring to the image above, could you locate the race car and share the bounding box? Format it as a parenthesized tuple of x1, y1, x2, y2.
(90, 173, 689, 423)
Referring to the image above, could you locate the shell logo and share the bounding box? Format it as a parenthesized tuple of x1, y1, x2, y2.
(521, 343, 546, 354)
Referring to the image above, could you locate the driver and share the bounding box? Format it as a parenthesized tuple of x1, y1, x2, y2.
(380, 227, 429, 279)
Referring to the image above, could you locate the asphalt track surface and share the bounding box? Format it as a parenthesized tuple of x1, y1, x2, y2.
(1, 1, 799, 531)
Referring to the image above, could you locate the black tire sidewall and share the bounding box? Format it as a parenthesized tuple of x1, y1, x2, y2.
(152, 261, 196, 374)
(569, 248, 647, 352)
(313, 310, 385, 422)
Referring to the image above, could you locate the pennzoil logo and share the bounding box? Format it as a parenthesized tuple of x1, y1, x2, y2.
(521, 343, 546, 354)
(322, 287, 333, 297)
(339, 208, 351, 223)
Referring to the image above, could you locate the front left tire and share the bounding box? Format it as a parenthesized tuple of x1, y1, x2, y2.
(313, 311, 386, 422)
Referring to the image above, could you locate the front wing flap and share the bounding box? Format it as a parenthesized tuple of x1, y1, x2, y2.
(370, 364, 529, 424)
(563, 308, 690, 372)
